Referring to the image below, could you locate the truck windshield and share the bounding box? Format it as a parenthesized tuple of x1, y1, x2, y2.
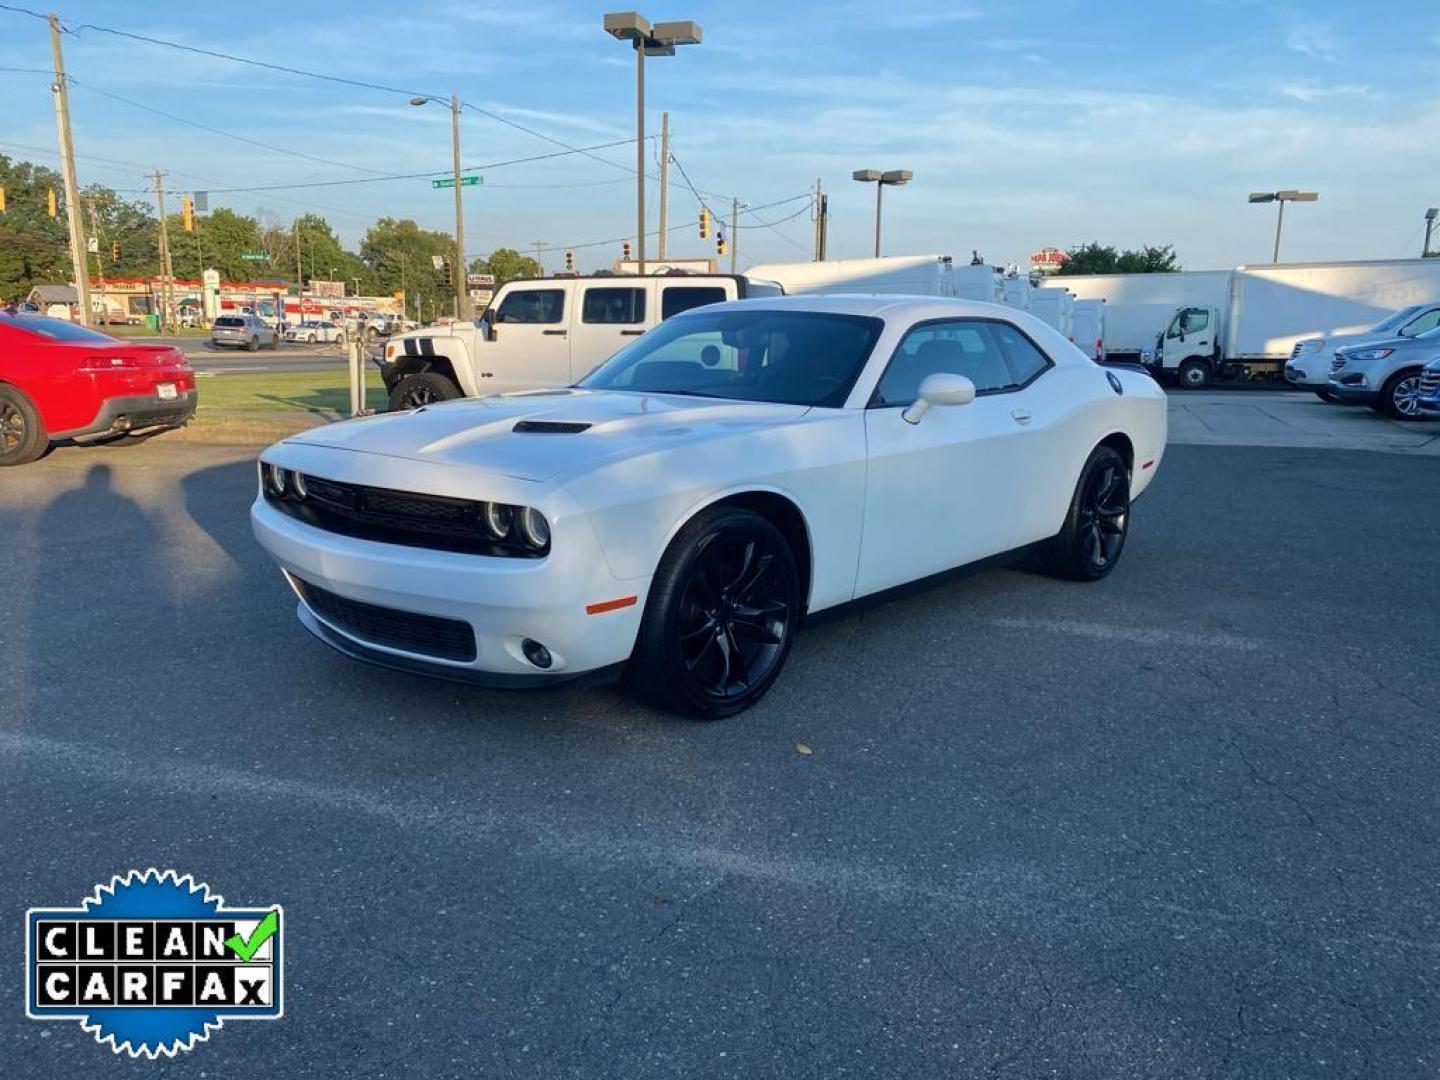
(578, 309, 884, 408)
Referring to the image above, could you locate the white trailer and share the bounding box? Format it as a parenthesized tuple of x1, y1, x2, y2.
(1070, 299, 1106, 363)
(1030, 288, 1075, 340)
(1001, 275, 1033, 311)
(1059, 270, 1231, 364)
(744, 255, 956, 297)
(951, 264, 1005, 303)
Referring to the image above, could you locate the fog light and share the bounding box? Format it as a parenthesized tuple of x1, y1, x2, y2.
(521, 638, 552, 669)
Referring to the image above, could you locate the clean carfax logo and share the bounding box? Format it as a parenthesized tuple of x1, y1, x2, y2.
(25, 869, 283, 1058)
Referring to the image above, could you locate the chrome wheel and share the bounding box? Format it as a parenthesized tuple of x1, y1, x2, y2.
(678, 531, 794, 702)
(1077, 460, 1129, 572)
(1392, 374, 1422, 418)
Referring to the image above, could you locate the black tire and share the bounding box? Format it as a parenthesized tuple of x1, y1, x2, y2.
(248, 336, 259, 352)
(1040, 446, 1131, 581)
(270, 332, 280, 350)
(627, 506, 802, 719)
(1315, 388, 1337, 403)
(1377, 368, 1424, 420)
(1176, 359, 1211, 390)
(387, 372, 461, 411)
(306, 333, 317, 344)
(0, 385, 49, 467)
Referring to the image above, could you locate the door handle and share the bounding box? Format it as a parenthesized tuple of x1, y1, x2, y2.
(542, 329, 567, 336)
(1011, 408, 1032, 425)
(620, 329, 644, 336)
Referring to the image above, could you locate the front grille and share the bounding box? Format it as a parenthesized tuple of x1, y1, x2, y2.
(1420, 370, 1440, 392)
(294, 576, 477, 662)
(1331, 358, 1346, 372)
(272, 475, 542, 557)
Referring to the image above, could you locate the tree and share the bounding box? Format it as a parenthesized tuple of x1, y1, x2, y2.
(361, 217, 455, 318)
(167, 206, 263, 282)
(0, 155, 71, 300)
(469, 247, 540, 284)
(1055, 242, 1181, 276)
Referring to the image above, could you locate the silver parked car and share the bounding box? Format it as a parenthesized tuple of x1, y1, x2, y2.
(284, 319, 345, 344)
(211, 314, 279, 351)
(1287, 303, 1440, 399)
(1328, 325, 1440, 419)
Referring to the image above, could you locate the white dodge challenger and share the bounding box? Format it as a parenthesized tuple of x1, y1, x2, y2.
(252, 296, 1166, 717)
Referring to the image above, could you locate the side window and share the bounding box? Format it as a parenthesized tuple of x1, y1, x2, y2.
(991, 322, 1053, 385)
(1402, 309, 1440, 336)
(1169, 307, 1209, 338)
(661, 286, 727, 320)
(581, 287, 645, 324)
(873, 320, 1017, 406)
(496, 288, 565, 325)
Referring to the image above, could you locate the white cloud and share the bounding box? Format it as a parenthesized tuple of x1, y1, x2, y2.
(1284, 24, 1339, 63)
(1276, 81, 1377, 104)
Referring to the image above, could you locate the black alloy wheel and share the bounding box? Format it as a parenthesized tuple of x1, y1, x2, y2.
(1, 399, 27, 454)
(1040, 445, 1131, 581)
(388, 372, 461, 412)
(629, 506, 801, 718)
(0, 387, 48, 467)
(678, 532, 793, 702)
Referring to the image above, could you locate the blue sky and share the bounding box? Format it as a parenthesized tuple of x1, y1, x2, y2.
(1, 0, 1436, 272)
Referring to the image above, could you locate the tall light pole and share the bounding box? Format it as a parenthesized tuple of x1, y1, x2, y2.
(1248, 189, 1318, 263)
(411, 94, 469, 317)
(1424, 208, 1438, 258)
(604, 12, 701, 277)
(532, 241, 548, 277)
(852, 169, 913, 258)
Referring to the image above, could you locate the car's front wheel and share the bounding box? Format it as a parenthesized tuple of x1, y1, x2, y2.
(1176, 358, 1211, 389)
(387, 372, 461, 411)
(1040, 445, 1131, 581)
(629, 506, 801, 719)
(0, 386, 49, 467)
(1377, 368, 1424, 420)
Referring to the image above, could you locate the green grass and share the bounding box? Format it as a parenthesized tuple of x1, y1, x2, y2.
(196, 369, 387, 416)
(107, 324, 211, 338)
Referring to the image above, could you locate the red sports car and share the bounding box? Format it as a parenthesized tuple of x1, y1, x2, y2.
(0, 313, 197, 466)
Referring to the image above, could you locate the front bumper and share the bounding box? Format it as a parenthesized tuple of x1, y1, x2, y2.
(1326, 380, 1378, 406)
(52, 389, 198, 440)
(1285, 350, 1329, 387)
(250, 494, 649, 684)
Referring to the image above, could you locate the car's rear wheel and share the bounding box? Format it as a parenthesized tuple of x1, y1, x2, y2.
(306, 333, 317, 343)
(387, 372, 461, 411)
(1040, 446, 1131, 581)
(1377, 368, 1424, 420)
(270, 333, 280, 350)
(0, 386, 49, 467)
(628, 506, 801, 719)
(248, 336, 259, 352)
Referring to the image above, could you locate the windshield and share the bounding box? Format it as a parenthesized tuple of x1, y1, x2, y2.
(578, 308, 885, 408)
(1, 314, 119, 343)
(1370, 306, 1423, 334)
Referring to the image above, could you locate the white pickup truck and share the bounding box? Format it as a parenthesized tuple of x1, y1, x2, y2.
(377, 273, 782, 410)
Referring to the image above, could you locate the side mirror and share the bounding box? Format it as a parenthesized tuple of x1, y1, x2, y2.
(902, 372, 976, 425)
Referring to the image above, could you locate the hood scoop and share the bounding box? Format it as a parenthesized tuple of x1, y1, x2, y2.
(512, 419, 592, 434)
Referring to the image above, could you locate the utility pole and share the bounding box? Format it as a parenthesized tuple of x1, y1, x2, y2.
(532, 241, 548, 277)
(294, 219, 304, 309)
(635, 42, 645, 276)
(1424, 208, 1438, 258)
(657, 111, 669, 261)
(813, 178, 823, 261)
(729, 196, 738, 275)
(49, 13, 93, 326)
(151, 169, 175, 332)
(450, 94, 467, 319)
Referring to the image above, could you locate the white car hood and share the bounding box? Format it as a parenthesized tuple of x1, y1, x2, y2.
(285, 389, 812, 482)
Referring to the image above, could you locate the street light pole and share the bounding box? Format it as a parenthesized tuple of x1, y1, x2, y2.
(604, 12, 702, 279)
(1247, 189, 1318, 263)
(853, 169, 913, 259)
(1424, 208, 1437, 258)
(450, 94, 467, 318)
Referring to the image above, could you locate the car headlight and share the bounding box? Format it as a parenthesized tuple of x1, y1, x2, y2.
(517, 506, 550, 549)
(482, 502, 514, 539)
(261, 461, 289, 498)
(1344, 347, 1393, 361)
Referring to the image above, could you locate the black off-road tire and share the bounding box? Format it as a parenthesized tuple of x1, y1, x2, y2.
(387, 372, 462, 411)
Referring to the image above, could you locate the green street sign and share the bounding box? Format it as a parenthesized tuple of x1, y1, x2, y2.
(431, 175, 481, 189)
(239, 252, 267, 261)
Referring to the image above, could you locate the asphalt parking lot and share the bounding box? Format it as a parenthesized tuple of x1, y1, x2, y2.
(2, 401, 1438, 1078)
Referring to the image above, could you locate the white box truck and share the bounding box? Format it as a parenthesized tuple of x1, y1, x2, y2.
(1070, 299, 1106, 363)
(1059, 271, 1231, 366)
(1060, 259, 1440, 388)
(743, 254, 956, 297)
(1030, 288, 1075, 340)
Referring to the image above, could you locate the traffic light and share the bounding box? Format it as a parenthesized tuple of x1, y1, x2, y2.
(110, 241, 119, 263)
(716, 231, 727, 257)
(0, 187, 6, 213)
(699, 207, 710, 239)
(440, 256, 452, 285)
(46, 188, 57, 217)
(564, 250, 574, 272)
(182, 194, 194, 232)
(621, 241, 631, 261)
